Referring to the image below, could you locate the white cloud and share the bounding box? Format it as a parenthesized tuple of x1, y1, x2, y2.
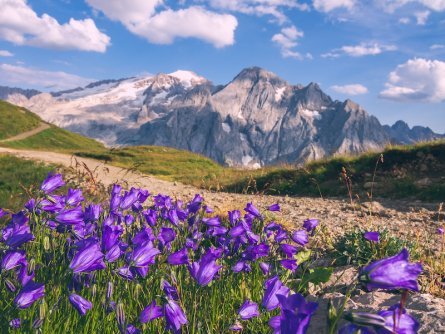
(431, 44, 445, 49)
(0, 50, 14, 57)
(322, 42, 397, 57)
(205, 0, 309, 24)
(380, 58, 445, 103)
(378, 0, 445, 12)
(312, 0, 356, 12)
(272, 25, 307, 59)
(331, 84, 368, 95)
(0, 0, 110, 52)
(87, 0, 238, 48)
(418, 0, 445, 11)
(399, 17, 411, 24)
(0, 63, 93, 90)
(414, 10, 430, 24)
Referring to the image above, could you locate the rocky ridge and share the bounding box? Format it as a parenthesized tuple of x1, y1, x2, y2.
(2, 67, 443, 167)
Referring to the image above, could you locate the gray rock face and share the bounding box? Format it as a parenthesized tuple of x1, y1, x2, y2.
(383, 120, 444, 145)
(132, 67, 390, 167)
(2, 67, 442, 167)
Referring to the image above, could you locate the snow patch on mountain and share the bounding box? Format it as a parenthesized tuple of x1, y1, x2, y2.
(168, 70, 207, 88)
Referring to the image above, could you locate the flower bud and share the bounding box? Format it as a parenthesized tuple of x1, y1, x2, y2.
(43, 236, 50, 251)
(107, 281, 113, 300)
(28, 259, 36, 273)
(344, 312, 386, 327)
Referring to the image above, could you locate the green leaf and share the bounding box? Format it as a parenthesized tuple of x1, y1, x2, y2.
(296, 249, 312, 265)
(306, 267, 333, 285)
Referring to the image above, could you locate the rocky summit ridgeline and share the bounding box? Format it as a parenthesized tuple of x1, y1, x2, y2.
(1, 67, 443, 167)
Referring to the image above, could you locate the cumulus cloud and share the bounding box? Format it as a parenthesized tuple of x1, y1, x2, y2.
(312, 0, 356, 12)
(0, 0, 110, 52)
(87, 0, 238, 48)
(272, 25, 307, 59)
(414, 10, 430, 24)
(379, 58, 445, 103)
(322, 42, 397, 57)
(0, 50, 14, 57)
(330, 84, 368, 95)
(204, 0, 309, 24)
(0, 63, 93, 90)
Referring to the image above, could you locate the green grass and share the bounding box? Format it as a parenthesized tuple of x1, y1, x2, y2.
(224, 141, 445, 201)
(0, 154, 53, 212)
(0, 100, 41, 139)
(3, 126, 106, 152)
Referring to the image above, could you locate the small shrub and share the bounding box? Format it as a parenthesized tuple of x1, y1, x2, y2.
(333, 228, 418, 266)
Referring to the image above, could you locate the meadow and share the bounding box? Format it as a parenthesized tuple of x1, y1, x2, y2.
(0, 168, 443, 333)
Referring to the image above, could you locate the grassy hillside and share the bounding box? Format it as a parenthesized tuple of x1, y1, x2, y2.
(0, 100, 41, 139)
(223, 141, 445, 201)
(1, 100, 444, 200)
(3, 126, 106, 151)
(0, 155, 53, 211)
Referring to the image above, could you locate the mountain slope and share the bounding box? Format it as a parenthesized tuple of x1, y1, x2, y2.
(0, 100, 42, 140)
(2, 67, 443, 167)
(0, 101, 224, 182)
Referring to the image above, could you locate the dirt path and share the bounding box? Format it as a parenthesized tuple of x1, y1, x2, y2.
(0, 123, 50, 142)
(0, 147, 440, 242)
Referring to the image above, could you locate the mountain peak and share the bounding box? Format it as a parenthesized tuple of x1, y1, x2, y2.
(233, 67, 285, 85)
(392, 120, 410, 131)
(168, 70, 207, 87)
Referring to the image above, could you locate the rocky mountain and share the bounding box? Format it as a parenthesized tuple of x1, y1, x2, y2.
(383, 120, 444, 145)
(2, 67, 443, 167)
(0, 86, 41, 100)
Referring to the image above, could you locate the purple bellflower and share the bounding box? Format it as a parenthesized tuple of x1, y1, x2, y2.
(188, 249, 222, 286)
(167, 248, 189, 266)
(69, 293, 93, 316)
(140, 300, 163, 323)
(291, 230, 309, 246)
(238, 300, 259, 320)
(262, 276, 290, 311)
(303, 218, 319, 232)
(40, 173, 65, 194)
(56, 206, 84, 225)
(1, 250, 26, 271)
(359, 249, 422, 292)
(377, 304, 420, 334)
(276, 293, 318, 334)
(268, 203, 281, 212)
(14, 282, 45, 309)
(9, 318, 21, 329)
(69, 241, 106, 274)
(364, 231, 380, 243)
(164, 299, 188, 333)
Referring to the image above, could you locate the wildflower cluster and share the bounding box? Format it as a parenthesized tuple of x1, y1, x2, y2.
(0, 173, 424, 333)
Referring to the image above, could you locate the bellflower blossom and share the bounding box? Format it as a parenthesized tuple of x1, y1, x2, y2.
(364, 231, 380, 243)
(238, 300, 259, 320)
(359, 249, 422, 291)
(14, 282, 45, 309)
(69, 294, 93, 316)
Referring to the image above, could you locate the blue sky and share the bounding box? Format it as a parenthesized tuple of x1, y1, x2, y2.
(0, 0, 444, 132)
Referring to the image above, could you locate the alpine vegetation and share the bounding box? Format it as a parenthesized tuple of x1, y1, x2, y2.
(0, 173, 423, 333)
